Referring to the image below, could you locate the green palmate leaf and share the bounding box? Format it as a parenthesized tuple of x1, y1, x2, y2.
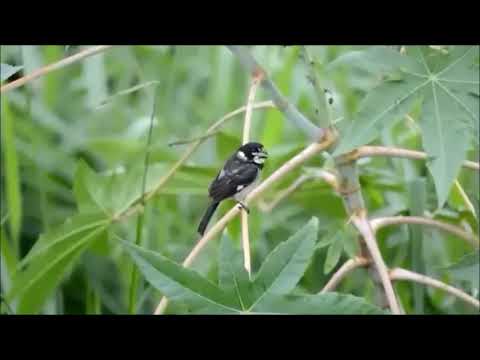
(420, 83, 470, 208)
(218, 232, 255, 310)
(332, 45, 479, 209)
(1, 63, 23, 82)
(120, 240, 238, 313)
(253, 218, 318, 297)
(327, 46, 422, 76)
(7, 213, 109, 314)
(249, 292, 387, 315)
(323, 232, 344, 274)
(333, 74, 424, 155)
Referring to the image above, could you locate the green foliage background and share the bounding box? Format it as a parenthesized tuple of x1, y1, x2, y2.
(0, 45, 478, 315)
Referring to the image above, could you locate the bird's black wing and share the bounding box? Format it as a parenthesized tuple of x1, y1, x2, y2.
(208, 162, 259, 202)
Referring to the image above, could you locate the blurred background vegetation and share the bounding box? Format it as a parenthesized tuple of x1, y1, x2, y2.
(0, 45, 478, 315)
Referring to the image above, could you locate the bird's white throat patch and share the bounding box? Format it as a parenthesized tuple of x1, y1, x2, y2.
(253, 156, 265, 164)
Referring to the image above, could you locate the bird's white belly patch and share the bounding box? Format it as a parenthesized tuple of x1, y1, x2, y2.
(233, 173, 260, 201)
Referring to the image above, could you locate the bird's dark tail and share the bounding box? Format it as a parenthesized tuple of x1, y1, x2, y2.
(197, 201, 220, 235)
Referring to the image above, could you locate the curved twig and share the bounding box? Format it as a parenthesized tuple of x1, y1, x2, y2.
(352, 214, 401, 314)
(320, 257, 370, 293)
(371, 216, 479, 247)
(337, 145, 480, 171)
(390, 267, 480, 309)
(259, 169, 338, 213)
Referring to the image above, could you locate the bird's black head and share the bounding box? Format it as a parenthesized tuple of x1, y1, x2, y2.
(236, 142, 268, 167)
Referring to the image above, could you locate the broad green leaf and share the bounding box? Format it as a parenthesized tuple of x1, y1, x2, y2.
(420, 83, 470, 208)
(1, 95, 22, 244)
(1, 63, 23, 82)
(218, 232, 255, 310)
(7, 213, 109, 314)
(324, 232, 344, 274)
(253, 217, 318, 297)
(250, 292, 387, 314)
(332, 45, 479, 209)
(333, 74, 424, 155)
(327, 45, 423, 76)
(120, 240, 238, 313)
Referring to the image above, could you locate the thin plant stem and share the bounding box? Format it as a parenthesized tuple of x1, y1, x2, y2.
(370, 216, 479, 247)
(352, 214, 401, 314)
(320, 257, 370, 293)
(390, 268, 480, 309)
(128, 86, 158, 314)
(454, 180, 477, 219)
(1, 46, 113, 93)
(240, 73, 263, 277)
(338, 145, 480, 171)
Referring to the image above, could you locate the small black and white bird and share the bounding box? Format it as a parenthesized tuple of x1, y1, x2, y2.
(197, 142, 268, 235)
